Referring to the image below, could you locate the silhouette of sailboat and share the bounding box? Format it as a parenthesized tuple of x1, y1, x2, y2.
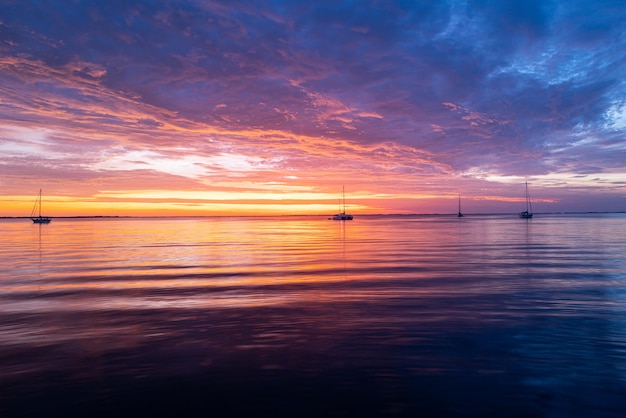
(332, 186, 353, 221)
(457, 194, 464, 217)
(31, 189, 51, 224)
(519, 182, 533, 219)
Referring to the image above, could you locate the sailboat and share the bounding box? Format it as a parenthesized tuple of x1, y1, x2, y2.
(332, 186, 353, 221)
(457, 194, 464, 217)
(31, 189, 51, 224)
(519, 182, 533, 219)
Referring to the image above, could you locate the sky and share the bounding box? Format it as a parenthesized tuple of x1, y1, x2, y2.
(1, 0, 625, 216)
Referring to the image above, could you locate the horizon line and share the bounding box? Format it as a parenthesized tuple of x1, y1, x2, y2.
(2, 211, 625, 219)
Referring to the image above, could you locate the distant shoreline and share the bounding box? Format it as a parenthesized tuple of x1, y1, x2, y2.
(2, 212, 625, 219)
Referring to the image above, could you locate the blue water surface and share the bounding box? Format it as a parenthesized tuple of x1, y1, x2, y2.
(1, 214, 625, 417)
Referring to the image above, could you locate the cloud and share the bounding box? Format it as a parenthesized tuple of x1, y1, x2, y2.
(1, 0, 625, 214)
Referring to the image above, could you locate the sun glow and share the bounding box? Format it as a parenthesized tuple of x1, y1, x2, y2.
(1, 192, 376, 217)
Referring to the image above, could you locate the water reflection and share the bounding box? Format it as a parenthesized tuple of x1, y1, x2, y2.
(1, 215, 626, 417)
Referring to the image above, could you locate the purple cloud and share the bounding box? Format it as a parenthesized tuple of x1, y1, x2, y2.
(1, 0, 625, 213)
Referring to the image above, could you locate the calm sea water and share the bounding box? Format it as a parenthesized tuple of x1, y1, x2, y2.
(1, 214, 626, 417)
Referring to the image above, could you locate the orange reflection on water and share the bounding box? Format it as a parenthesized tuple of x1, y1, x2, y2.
(3, 217, 410, 312)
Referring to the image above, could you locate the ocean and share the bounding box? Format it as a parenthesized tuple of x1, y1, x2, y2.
(1, 214, 626, 417)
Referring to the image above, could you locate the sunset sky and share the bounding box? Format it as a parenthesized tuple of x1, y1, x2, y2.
(1, 0, 625, 216)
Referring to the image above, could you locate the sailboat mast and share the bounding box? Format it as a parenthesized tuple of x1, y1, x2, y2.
(38, 189, 42, 217)
(342, 185, 346, 214)
(522, 182, 527, 212)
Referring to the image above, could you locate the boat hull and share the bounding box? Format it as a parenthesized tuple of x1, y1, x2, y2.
(32, 217, 51, 224)
(519, 211, 533, 219)
(332, 214, 353, 220)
